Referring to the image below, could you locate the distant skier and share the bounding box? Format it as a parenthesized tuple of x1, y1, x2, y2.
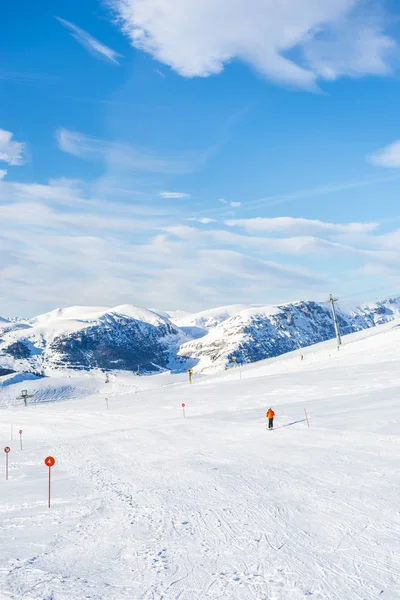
(266, 408, 275, 430)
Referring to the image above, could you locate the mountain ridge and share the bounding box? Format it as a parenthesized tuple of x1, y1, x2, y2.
(1, 295, 400, 376)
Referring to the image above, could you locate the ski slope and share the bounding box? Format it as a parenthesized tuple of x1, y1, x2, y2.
(0, 322, 399, 599)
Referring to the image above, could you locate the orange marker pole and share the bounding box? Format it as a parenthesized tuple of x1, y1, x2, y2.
(4, 447, 10, 480)
(44, 456, 56, 508)
(105, 397, 109, 410)
(182, 403, 186, 418)
(304, 408, 310, 428)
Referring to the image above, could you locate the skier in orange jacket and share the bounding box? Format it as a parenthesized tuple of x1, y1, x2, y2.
(266, 408, 275, 429)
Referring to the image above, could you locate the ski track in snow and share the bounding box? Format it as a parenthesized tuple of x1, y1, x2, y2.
(1, 323, 400, 599)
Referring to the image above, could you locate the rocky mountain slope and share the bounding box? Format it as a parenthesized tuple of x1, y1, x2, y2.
(1, 296, 400, 376)
(176, 298, 400, 371)
(0, 305, 189, 376)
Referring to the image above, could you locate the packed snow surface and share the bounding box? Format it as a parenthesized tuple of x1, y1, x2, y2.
(0, 321, 399, 599)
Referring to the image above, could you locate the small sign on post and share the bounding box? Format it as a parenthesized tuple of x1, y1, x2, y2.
(19, 430, 23, 451)
(4, 447, 10, 480)
(182, 403, 186, 418)
(44, 456, 56, 508)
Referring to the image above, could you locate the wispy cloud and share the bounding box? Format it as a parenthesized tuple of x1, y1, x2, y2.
(0, 175, 327, 314)
(109, 0, 396, 89)
(226, 217, 378, 236)
(0, 170, 7, 180)
(57, 128, 212, 174)
(368, 140, 400, 168)
(187, 218, 216, 224)
(0, 129, 26, 166)
(215, 175, 400, 214)
(159, 191, 190, 199)
(3, 172, 400, 315)
(219, 198, 241, 207)
(55, 17, 122, 64)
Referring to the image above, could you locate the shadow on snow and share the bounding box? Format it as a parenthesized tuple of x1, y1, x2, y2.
(273, 419, 307, 430)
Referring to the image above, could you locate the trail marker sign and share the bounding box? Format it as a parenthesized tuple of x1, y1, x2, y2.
(44, 456, 56, 508)
(4, 447, 10, 480)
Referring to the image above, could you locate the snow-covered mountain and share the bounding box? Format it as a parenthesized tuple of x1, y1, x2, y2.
(0, 305, 188, 376)
(1, 296, 400, 376)
(176, 298, 400, 371)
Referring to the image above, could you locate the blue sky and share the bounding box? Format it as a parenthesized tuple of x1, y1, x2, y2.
(2, 0, 400, 316)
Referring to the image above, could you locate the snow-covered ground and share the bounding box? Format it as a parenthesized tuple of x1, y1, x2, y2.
(0, 322, 399, 599)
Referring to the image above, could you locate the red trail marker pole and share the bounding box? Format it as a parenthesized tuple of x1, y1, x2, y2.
(105, 397, 109, 410)
(44, 456, 55, 508)
(304, 408, 310, 428)
(4, 447, 10, 480)
(181, 403, 186, 418)
(19, 430, 23, 451)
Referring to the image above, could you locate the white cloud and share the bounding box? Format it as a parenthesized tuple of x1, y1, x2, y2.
(55, 17, 122, 64)
(303, 17, 396, 81)
(0, 201, 157, 233)
(159, 191, 190, 199)
(56, 128, 202, 174)
(187, 218, 216, 224)
(226, 217, 378, 237)
(0, 170, 7, 180)
(218, 198, 241, 207)
(368, 140, 400, 168)
(3, 172, 400, 315)
(109, 0, 396, 89)
(160, 223, 382, 263)
(0, 129, 26, 165)
(0, 175, 327, 314)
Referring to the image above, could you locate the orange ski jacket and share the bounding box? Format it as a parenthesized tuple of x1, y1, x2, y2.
(266, 409, 275, 419)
